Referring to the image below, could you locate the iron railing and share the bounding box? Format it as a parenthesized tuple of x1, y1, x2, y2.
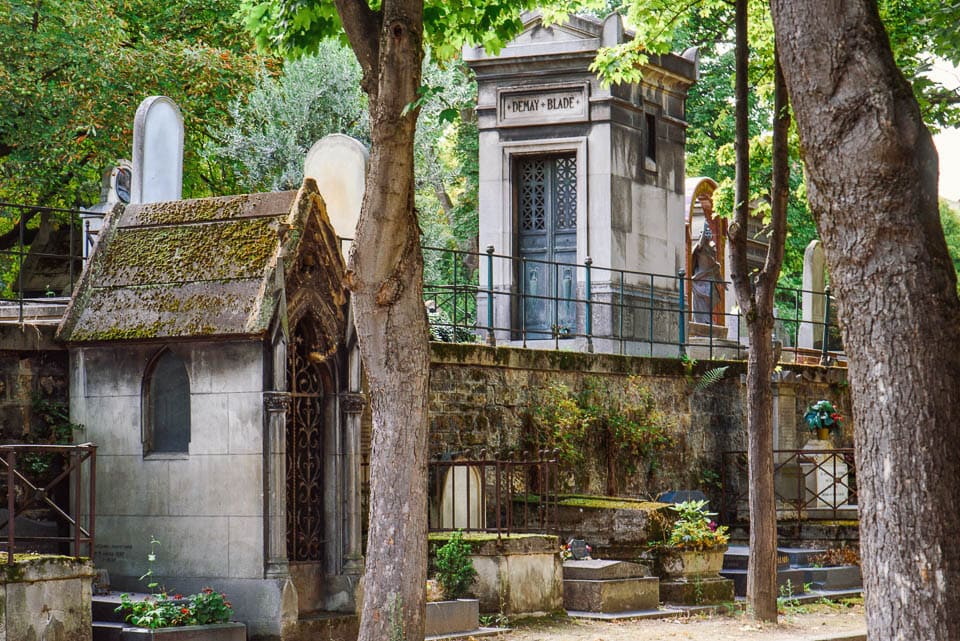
(720, 447, 857, 523)
(428, 449, 560, 536)
(0, 443, 97, 563)
(0, 202, 103, 324)
(421, 244, 843, 362)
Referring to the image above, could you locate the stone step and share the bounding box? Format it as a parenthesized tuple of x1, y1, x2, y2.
(720, 568, 807, 598)
(723, 546, 825, 570)
(658, 576, 734, 605)
(563, 559, 646, 581)
(563, 577, 659, 613)
(92, 621, 123, 641)
(799, 565, 862, 590)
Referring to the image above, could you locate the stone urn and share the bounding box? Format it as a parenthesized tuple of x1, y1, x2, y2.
(657, 545, 727, 579)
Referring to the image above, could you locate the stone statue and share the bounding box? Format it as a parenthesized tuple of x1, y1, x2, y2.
(691, 219, 724, 324)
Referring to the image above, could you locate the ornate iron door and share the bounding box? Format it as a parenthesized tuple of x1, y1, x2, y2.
(517, 154, 578, 338)
(286, 323, 325, 562)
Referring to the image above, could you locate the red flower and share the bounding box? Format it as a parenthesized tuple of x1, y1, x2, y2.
(181, 607, 190, 614)
(173, 594, 183, 600)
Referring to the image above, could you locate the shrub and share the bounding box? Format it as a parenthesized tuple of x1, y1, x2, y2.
(434, 530, 478, 600)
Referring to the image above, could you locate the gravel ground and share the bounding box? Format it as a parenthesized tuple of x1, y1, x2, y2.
(489, 600, 866, 641)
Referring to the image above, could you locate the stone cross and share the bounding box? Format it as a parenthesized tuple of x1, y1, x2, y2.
(304, 134, 368, 256)
(131, 96, 184, 204)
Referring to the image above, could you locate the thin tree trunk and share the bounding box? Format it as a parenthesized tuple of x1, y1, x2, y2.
(770, 2, 960, 638)
(727, 0, 788, 621)
(336, 0, 430, 639)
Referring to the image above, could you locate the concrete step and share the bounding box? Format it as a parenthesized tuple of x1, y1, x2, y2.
(798, 565, 862, 590)
(93, 592, 152, 623)
(720, 568, 807, 598)
(92, 621, 123, 641)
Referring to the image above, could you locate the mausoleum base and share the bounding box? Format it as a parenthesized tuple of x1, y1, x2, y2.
(658, 577, 734, 606)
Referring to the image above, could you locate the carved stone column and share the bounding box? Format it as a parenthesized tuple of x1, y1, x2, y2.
(340, 391, 366, 575)
(264, 391, 292, 578)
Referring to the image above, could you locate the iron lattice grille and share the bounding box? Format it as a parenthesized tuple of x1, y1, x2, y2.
(519, 159, 547, 231)
(554, 155, 577, 230)
(286, 325, 325, 563)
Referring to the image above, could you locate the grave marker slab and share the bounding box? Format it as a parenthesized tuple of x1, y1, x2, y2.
(131, 96, 184, 204)
(304, 134, 368, 254)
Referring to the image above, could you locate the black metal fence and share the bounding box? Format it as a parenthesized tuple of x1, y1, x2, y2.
(428, 449, 560, 536)
(0, 202, 103, 323)
(0, 443, 97, 562)
(422, 244, 843, 362)
(720, 447, 857, 523)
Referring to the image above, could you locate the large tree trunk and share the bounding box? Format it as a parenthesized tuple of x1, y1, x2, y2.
(336, 0, 430, 639)
(727, 0, 788, 621)
(769, 2, 960, 638)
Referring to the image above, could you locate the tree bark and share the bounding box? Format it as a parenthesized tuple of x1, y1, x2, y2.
(769, 2, 960, 638)
(336, 1, 430, 640)
(726, 0, 788, 622)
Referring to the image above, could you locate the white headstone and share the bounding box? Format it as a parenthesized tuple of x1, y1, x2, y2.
(304, 134, 368, 254)
(798, 240, 827, 349)
(131, 96, 184, 204)
(439, 465, 484, 531)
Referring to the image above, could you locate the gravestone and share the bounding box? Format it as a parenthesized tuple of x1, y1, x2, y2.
(81, 161, 132, 258)
(304, 134, 368, 255)
(562, 559, 659, 613)
(799, 240, 826, 349)
(130, 96, 184, 204)
(438, 464, 484, 530)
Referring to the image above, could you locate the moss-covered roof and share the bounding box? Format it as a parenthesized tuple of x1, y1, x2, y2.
(57, 184, 342, 343)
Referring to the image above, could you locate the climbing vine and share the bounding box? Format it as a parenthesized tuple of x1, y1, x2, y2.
(526, 376, 676, 495)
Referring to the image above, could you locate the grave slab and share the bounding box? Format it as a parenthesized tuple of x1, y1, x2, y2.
(563, 559, 646, 581)
(801, 565, 862, 590)
(563, 577, 659, 613)
(658, 576, 734, 605)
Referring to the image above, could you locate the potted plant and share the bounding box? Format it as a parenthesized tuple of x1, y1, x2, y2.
(426, 530, 480, 637)
(653, 500, 729, 579)
(804, 399, 844, 440)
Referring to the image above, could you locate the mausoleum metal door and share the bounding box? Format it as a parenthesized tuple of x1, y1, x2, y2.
(516, 154, 578, 338)
(286, 321, 325, 564)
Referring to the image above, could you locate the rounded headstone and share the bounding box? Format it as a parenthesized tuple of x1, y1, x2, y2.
(304, 135, 369, 248)
(131, 96, 184, 204)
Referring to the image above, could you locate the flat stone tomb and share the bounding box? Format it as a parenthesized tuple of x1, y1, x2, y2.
(563, 559, 659, 613)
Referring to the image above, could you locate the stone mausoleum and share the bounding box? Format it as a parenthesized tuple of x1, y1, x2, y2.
(57, 181, 365, 638)
(466, 12, 698, 352)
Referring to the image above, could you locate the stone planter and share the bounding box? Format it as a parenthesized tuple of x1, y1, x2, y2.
(424, 598, 479, 637)
(657, 546, 727, 579)
(119, 622, 247, 640)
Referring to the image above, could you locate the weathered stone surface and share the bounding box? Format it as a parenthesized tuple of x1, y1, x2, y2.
(720, 568, 807, 598)
(120, 622, 246, 640)
(802, 565, 862, 590)
(563, 577, 659, 613)
(658, 576, 734, 605)
(563, 559, 646, 581)
(424, 599, 480, 636)
(0, 556, 95, 641)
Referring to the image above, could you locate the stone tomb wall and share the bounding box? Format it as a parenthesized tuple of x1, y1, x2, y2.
(427, 343, 852, 502)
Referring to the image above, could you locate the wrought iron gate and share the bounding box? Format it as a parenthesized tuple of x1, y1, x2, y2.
(286, 322, 325, 562)
(516, 154, 578, 338)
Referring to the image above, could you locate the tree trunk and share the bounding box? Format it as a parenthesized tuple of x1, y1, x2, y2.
(770, 2, 960, 638)
(726, 0, 788, 622)
(337, 1, 430, 639)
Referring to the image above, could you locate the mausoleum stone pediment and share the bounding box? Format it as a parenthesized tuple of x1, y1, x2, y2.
(57, 179, 346, 344)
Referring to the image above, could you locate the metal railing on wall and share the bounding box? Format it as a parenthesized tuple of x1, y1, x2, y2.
(0, 443, 97, 563)
(421, 244, 843, 362)
(428, 449, 559, 536)
(720, 448, 857, 523)
(0, 202, 103, 324)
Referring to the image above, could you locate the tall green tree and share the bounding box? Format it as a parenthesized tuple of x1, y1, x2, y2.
(0, 0, 263, 208)
(770, 2, 960, 638)
(243, 1, 573, 638)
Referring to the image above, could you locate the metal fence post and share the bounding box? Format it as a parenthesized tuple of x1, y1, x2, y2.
(678, 270, 687, 357)
(486, 246, 496, 346)
(585, 257, 593, 353)
(820, 285, 832, 366)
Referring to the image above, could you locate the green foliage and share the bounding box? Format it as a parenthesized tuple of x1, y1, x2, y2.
(693, 366, 729, 391)
(433, 531, 477, 600)
(664, 500, 729, 550)
(116, 535, 233, 628)
(204, 39, 368, 192)
(527, 376, 676, 484)
(19, 397, 80, 478)
(0, 0, 264, 207)
(939, 200, 960, 293)
(803, 399, 843, 432)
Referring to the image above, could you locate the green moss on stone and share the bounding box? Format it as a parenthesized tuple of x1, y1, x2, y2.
(557, 495, 667, 511)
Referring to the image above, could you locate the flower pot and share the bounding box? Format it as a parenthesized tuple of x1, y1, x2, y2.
(119, 622, 246, 641)
(817, 427, 831, 441)
(424, 598, 479, 636)
(657, 546, 727, 579)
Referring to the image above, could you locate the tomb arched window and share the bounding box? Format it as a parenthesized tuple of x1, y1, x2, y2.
(143, 349, 191, 455)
